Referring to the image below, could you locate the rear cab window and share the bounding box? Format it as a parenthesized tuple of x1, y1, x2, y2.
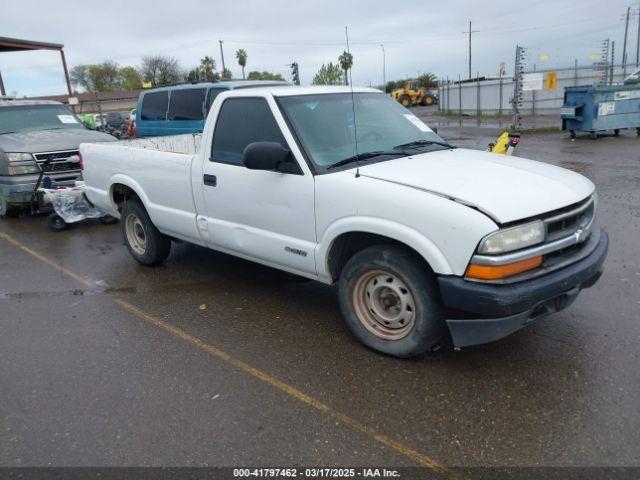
(206, 88, 226, 114)
(140, 91, 169, 120)
(211, 98, 287, 165)
(168, 88, 206, 121)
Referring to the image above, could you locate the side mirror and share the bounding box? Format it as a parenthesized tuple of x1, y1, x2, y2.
(243, 142, 298, 173)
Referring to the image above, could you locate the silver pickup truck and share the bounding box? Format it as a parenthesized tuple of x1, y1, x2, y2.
(0, 99, 114, 217)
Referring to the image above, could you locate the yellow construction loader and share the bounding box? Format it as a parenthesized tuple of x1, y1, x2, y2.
(391, 81, 437, 108)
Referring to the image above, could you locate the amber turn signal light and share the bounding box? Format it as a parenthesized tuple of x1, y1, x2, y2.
(466, 256, 543, 280)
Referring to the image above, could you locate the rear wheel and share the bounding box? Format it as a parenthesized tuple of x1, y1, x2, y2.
(121, 199, 171, 266)
(338, 245, 447, 358)
(400, 95, 412, 108)
(423, 95, 434, 106)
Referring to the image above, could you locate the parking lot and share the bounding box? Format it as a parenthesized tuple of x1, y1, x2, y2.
(1, 123, 639, 473)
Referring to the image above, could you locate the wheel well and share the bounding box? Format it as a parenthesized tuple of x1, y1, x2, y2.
(327, 232, 433, 282)
(111, 183, 139, 212)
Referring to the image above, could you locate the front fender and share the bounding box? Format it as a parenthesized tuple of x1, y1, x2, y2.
(316, 216, 454, 282)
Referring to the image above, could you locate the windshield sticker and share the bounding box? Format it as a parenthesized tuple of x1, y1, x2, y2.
(57, 115, 78, 124)
(403, 114, 433, 132)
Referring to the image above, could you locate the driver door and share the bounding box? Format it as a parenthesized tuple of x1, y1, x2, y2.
(199, 96, 317, 276)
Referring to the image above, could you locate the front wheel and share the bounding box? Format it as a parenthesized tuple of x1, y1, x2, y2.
(400, 95, 412, 108)
(47, 213, 68, 231)
(121, 199, 171, 266)
(0, 196, 19, 218)
(338, 245, 447, 358)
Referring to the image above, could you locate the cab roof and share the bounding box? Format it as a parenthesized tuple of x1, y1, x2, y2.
(0, 99, 63, 107)
(224, 85, 383, 97)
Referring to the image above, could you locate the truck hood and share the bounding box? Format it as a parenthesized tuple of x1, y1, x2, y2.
(0, 129, 115, 154)
(357, 148, 594, 224)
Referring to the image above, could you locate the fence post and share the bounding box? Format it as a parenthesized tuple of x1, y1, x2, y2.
(532, 64, 536, 115)
(499, 75, 503, 115)
(447, 77, 451, 113)
(458, 74, 462, 116)
(476, 71, 480, 116)
(574, 59, 578, 86)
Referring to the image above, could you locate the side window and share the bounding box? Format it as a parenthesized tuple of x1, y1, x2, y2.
(140, 91, 168, 121)
(168, 88, 206, 121)
(206, 88, 225, 113)
(211, 98, 287, 165)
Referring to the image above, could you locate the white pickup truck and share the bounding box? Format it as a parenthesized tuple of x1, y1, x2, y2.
(81, 86, 608, 357)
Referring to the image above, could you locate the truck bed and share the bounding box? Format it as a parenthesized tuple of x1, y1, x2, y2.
(110, 134, 202, 155)
(80, 134, 204, 245)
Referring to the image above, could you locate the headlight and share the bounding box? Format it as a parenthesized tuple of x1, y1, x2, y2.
(3, 152, 40, 175)
(5, 152, 35, 162)
(477, 220, 545, 254)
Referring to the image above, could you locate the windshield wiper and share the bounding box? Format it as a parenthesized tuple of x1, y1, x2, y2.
(0, 131, 17, 135)
(393, 139, 453, 150)
(326, 150, 408, 170)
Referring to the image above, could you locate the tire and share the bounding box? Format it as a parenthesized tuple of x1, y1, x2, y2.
(47, 213, 68, 231)
(121, 199, 171, 266)
(0, 196, 19, 218)
(338, 244, 447, 358)
(99, 215, 118, 225)
(400, 95, 412, 108)
(423, 95, 434, 106)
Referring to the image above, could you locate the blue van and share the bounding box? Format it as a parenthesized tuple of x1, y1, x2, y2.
(135, 80, 289, 137)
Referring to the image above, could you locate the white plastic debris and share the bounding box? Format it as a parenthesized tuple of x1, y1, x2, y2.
(41, 186, 108, 223)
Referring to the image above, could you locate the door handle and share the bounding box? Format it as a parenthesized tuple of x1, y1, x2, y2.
(203, 174, 217, 187)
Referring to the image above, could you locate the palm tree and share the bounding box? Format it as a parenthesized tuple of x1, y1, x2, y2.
(236, 49, 248, 79)
(199, 56, 217, 82)
(338, 51, 353, 86)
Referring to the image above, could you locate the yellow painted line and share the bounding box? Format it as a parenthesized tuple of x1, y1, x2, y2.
(0, 229, 462, 479)
(0, 231, 93, 287)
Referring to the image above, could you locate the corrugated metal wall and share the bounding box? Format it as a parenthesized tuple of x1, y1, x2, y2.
(438, 65, 631, 115)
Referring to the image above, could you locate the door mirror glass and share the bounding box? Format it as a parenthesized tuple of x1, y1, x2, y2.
(243, 142, 295, 172)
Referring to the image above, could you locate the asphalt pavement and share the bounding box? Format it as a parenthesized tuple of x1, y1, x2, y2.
(1, 124, 639, 473)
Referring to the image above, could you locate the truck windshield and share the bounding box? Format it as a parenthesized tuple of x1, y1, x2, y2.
(277, 92, 448, 169)
(0, 105, 84, 135)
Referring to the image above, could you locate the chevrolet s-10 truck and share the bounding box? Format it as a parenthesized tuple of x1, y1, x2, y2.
(80, 86, 608, 357)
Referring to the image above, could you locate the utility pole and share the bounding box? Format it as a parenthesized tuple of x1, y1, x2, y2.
(463, 21, 479, 79)
(622, 6, 631, 75)
(219, 40, 226, 73)
(380, 44, 386, 90)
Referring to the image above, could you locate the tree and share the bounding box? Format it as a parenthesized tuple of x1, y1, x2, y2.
(120, 66, 142, 90)
(417, 73, 437, 89)
(199, 56, 219, 82)
(235, 49, 248, 80)
(87, 62, 121, 92)
(312, 62, 343, 85)
(221, 67, 232, 80)
(70, 65, 89, 92)
(247, 70, 284, 81)
(186, 68, 201, 83)
(338, 51, 353, 86)
(141, 55, 183, 87)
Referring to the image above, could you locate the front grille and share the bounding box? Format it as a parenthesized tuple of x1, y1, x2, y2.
(544, 197, 594, 243)
(34, 150, 80, 174)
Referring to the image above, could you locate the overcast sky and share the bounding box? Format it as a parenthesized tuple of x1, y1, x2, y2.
(1, 0, 636, 96)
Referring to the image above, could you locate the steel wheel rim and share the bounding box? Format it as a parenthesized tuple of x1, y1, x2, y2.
(352, 269, 416, 340)
(125, 213, 147, 255)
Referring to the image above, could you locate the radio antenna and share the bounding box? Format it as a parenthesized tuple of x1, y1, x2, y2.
(345, 25, 360, 178)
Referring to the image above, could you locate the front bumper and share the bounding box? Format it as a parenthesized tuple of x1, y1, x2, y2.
(0, 173, 79, 205)
(438, 228, 609, 347)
